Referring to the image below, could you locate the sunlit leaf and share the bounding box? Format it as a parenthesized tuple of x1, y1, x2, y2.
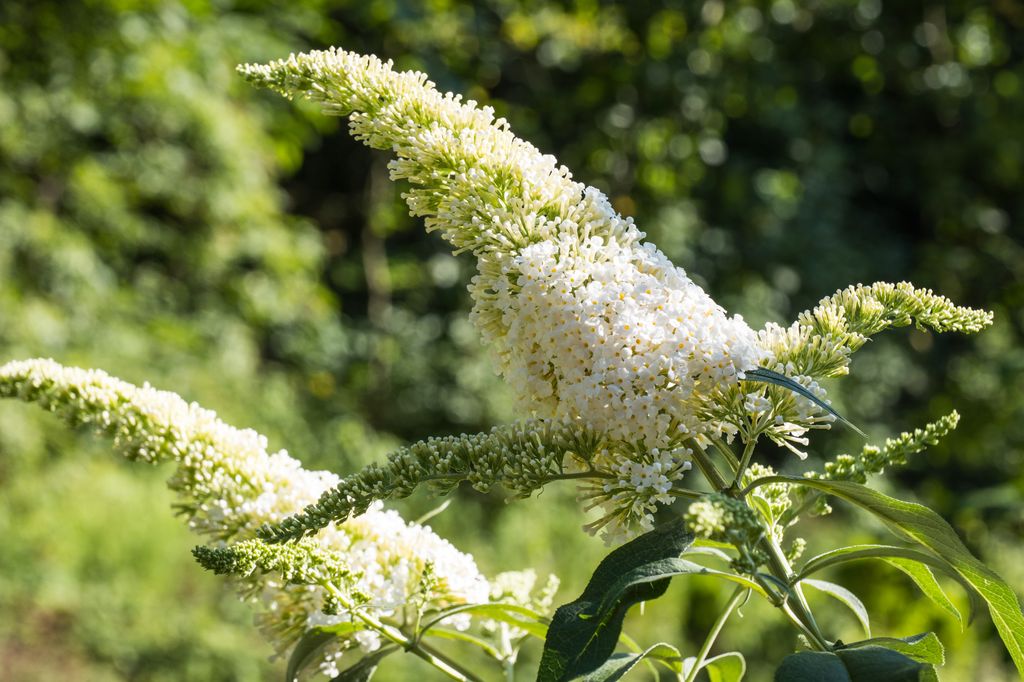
(582, 643, 682, 681)
(762, 476, 1024, 674)
(802, 579, 870, 638)
(842, 633, 944, 666)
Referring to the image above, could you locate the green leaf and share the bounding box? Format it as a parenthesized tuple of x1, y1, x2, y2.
(802, 579, 871, 638)
(744, 368, 866, 436)
(882, 558, 965, 629)
(764, 477, 1024, 675)
(427, 628, 503, 659)
(775, 647, 938, 681)
(286, 626, 358, 682)
(582, 643, 683, 681)
(537, 518, 695, 682)
(796, 544, 977, 626)
(420, 602, 549, 640)
(842, 633, 945, 666)
(331, 647, 395, 681)
(683, 651, 746, 682)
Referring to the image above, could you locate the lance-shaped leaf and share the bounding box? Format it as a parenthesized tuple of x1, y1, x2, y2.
(683, 651, 746, 682)
(796, 544, 973, 628)
(752, 476, 1024, 675)
(802, 579, 871, 638)
(882, 559, 966, 629)
(537, 518, 695, 681)
(745, 368, 865, 436)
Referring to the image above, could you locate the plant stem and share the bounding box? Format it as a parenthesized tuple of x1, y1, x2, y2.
(690, 444, 730, 491)
(730, 469, 831, 651)
(324, 584, 485, 682)
(710, 438, 740, 473)
(683, 585, 748, 682)
(760, 535, 830, 651)
(731, 437, 757, 488)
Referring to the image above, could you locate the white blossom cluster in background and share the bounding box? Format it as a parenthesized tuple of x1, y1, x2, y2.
(240, 49, 781, 539)
(0, 359, 491, 676)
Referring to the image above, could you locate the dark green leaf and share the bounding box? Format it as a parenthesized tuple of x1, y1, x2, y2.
(537, 518, 694, 682)
(745, 368, 865, 436)
(842, 632, 945, 666)
(286, 628, 345, 682)
(331, 647, 395, 681)
(774, 651, 850, 681)
(767, 477, 1024, 675)
(775, 647, 938, 681)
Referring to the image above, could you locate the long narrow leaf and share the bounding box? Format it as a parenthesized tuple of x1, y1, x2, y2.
(683, 651, 746, 682)
(582, 643, 683, 682)
(760, 476, 1024, 674)
(883, 558, 965, 629)
(796, 544, 976, 625)
(802, 578, 871, 638)
(745, 368, 865, 436)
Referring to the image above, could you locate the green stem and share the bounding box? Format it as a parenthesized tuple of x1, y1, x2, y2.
(324, 584, 485, 682)
(761, 535, 830, 651)
(731, 470, 831, 651)
(731, 437, 757, 488)
(690, 444, 730, 491)
(710, 438, 740, 473)
(668, 485, 704, 500)
(683, 585, 748, 682)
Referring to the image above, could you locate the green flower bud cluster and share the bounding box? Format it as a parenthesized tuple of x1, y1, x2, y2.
(193, 538, 358, 594)
(259, 419, 603, 543)
(685, 494, 767, 574)
(761, 283, 992, 380)
(812, 411, 960, 485)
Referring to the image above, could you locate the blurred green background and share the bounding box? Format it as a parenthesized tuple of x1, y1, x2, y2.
(0, 0, 1021, 679)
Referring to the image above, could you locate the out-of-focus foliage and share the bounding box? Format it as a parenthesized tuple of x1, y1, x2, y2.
(0, 0, 1020, 680)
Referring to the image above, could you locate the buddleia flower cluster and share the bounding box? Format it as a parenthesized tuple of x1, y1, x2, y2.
(240, 48, 772, 540)
(239, 49, 992, 544)
(0, 359, 526, 678)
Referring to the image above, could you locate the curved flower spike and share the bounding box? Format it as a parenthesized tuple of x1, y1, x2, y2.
(241, 49, 768, 538)
(0, 358, 491, 675)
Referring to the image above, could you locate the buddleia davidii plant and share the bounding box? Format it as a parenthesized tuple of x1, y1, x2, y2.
(0, 360, 560, 681)
(240, 47, 1023, 681)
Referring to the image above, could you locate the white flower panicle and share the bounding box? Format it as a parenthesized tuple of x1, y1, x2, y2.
(0, 358, 490, 673)
(240, 49, 769, 539)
